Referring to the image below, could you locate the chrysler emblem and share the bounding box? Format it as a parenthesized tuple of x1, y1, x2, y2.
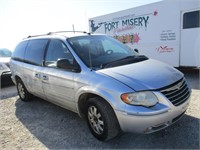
(176, 82, 183, 90)
(161, 80, 184, 92)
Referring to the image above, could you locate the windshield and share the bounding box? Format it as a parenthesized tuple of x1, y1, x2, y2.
(68, 35, 148, 69)
(0, 48, 12, 57)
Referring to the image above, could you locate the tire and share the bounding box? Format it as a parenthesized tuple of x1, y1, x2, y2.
(86, 97, 120, 141)
(16, 79, 33, 101)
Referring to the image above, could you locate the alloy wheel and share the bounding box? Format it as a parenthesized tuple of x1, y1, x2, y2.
(88, 106, 104, 135)
(18, 82, 25, 99)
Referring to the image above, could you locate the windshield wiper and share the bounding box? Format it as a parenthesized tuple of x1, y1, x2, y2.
(101, 55, 148, 69)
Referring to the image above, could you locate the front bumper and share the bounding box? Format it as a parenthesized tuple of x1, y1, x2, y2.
(1, 71, 11, 80)
(115, 92, 191, 134)
(1, 71, 12, 85)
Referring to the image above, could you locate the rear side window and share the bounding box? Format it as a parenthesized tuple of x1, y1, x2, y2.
(183, 10, 200, 29)
(24, 39, 48, 66)
(12, 40, 29, 61)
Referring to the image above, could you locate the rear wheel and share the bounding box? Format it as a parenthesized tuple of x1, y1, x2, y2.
(86, 97, 120, 141)
(16, 79, 33, 101)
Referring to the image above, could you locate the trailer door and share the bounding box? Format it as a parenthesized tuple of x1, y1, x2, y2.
(180, 10, 200, 67)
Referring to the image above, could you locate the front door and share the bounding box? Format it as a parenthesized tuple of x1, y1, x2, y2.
(180, 10, 200, 67)
(42, 39, 77, 112)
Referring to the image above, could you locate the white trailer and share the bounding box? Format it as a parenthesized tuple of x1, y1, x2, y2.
(89, 0, 200, 67)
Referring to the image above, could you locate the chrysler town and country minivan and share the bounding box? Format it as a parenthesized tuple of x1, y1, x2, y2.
(10, 31, 191, 141)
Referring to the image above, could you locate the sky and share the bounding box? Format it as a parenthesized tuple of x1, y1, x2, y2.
(0, 0, 162, 50)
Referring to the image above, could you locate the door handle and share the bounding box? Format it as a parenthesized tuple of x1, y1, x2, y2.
(42, 75, 49, 81)
(35, 73, 40, 78)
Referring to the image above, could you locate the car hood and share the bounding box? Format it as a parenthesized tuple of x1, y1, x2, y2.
(98, 59, 183, 91)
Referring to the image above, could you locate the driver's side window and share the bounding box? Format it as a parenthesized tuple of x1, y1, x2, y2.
(45, 39, 74, 68)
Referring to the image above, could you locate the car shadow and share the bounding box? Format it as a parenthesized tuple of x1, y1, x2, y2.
(15, 97, 199, 149)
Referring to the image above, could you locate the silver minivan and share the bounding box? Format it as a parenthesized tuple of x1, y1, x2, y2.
(10, 31, 191, 141)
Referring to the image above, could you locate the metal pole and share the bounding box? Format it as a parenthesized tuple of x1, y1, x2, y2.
(72, 24, 75, 33)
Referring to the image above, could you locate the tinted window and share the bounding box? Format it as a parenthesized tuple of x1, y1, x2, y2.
(24, 39, 48, 65)
(45, 39, 74, 68)
(183, 10, 200, 29)
(12, 40, 29, 61)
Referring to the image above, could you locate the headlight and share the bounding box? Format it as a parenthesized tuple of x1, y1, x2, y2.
(121, 91, 158, 107)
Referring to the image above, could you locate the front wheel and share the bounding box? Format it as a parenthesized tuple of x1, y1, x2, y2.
(86, 97, 120, 141)
(16, 79, 33, 101)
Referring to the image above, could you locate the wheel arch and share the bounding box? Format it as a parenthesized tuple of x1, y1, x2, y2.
(12, 72, 23, 84)
(15, 75, 21, 81)
(77, 92, 113, 118)
(14, 75, 32, 95)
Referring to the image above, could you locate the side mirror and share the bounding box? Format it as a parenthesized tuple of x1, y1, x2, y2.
(134, 49, 139, 53)
(57, 59, 81, 73)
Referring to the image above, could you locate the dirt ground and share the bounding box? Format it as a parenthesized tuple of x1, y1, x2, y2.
(0, 68, 199, 149)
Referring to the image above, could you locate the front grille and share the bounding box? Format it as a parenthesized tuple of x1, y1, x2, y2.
(159, 78, 191, 106)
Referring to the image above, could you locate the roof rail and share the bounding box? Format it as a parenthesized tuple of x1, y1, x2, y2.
(27, 31, 89, 38)
(47, 31, 88, 35)
(27, 33, 48, 38)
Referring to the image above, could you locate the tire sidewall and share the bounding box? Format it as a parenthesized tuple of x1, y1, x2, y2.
(86, 100, 109, 141)
(16, 79, 31, 101)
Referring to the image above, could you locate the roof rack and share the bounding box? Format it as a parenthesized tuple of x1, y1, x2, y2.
(27, 34, 48, 38)
(47, 31, 88, 35)
(27, 31, 89, 38)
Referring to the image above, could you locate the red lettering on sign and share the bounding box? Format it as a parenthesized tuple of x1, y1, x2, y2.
(156, 46, 174, 53)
